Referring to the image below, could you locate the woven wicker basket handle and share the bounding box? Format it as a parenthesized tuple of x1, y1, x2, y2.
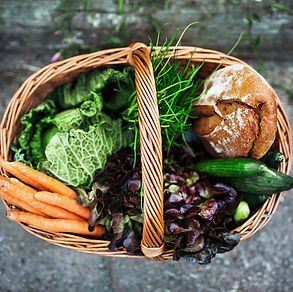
(127, 43, 164, 257)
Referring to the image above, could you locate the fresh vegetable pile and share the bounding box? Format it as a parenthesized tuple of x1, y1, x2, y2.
(1, 43, 293, 264)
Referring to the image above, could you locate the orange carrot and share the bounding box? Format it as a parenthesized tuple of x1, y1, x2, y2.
(10, 178, 37, 193)
(0, 176, 35, 202)
(30, 201, 84, 220)
(0, 190, 44, 216)
(0, 156, 77, 199)
(0, 159, 46, 190)
(7, 210, 105, 237)
(35, 191, 90, 219)
(0, 177, 82, 220)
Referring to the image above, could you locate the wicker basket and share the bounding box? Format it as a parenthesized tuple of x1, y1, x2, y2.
(0, 43, 292, 260)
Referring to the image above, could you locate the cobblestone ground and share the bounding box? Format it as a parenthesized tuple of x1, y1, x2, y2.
(0, 53, 292, 292)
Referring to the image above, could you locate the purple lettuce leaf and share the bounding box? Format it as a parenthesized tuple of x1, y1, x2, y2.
(174, 229, 240, 264)
(123, 230, 141, 254)
(199, 198, 218, 220)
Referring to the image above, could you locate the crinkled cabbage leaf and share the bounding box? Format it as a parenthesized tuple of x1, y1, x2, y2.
(13, 100, 57, 167)
(43, 118, 126, 187)
(56, 69, 130, 109)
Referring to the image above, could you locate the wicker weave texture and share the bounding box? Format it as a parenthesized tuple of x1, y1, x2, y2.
(0, 44, 292, 260)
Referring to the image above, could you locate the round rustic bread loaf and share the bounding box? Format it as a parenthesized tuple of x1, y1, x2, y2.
(193, 64, 277, 159)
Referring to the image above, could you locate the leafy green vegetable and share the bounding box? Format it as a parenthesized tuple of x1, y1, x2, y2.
(13, 92, 104, 168)
(43, 117, 126, 188)
(13, 100, 57, 166)
(55, 69, 130, 109)
(30, 116, 52, 165)
(51, 109, 84, 131)
(50, 92, 103, 132)
(18, 100, 57, 151)
(43, 127, 59, 148)
(13, 68, 131, 188)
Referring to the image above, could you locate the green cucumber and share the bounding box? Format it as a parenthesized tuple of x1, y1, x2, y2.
(195, 158, 268, 177)
(226, 168, 293, 195)
(261, 151, 285, 169)
(244, 194, 270, 209)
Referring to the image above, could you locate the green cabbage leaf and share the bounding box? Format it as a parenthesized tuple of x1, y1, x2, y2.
(43, 118, 126, 187)
(55, 69, 130, 109)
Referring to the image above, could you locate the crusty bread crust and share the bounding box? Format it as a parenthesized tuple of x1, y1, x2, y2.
(193, 65, 277, 159)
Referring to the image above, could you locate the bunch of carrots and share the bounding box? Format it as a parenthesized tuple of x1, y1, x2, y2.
(0, 155, 105, 237)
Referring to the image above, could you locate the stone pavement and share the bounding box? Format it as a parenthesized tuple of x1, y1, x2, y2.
(0, 53, 292, 291)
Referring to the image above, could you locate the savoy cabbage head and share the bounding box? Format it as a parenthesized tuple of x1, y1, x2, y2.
(12, 68, 132, 188)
